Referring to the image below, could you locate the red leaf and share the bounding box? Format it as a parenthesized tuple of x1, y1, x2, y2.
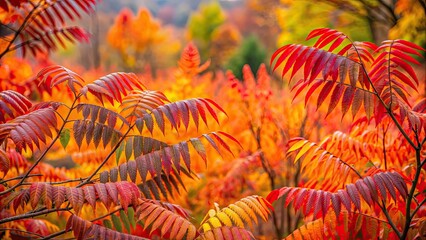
(378, 173, 396, 200)
(337, 189, 352, 212)
(391, 49, 420, 65)
(355, 181, 373, 205)
(310, 51, 333, 82)
(326, 84, 344, 117)
(293, 189, 309, 211)
(331, 193, 341, 217)
(363, 176, 379, 202)
(290, 46, 313, 80)
(337, 44, 353, 56)
(266, 189, 280, 203)
(304, 80, 324, 106)
(83, 186, 97, 209)
(306, 28, 330, 40)
(328, 36, 347, 52)
(291, 80, 309, 102)
(305, 50, 323, 81)
(273, 45, 295, 72)
(271, 45, 291, 67)
(391, 69, 418, 91)
(313, 190, 324, 218)
(346, 184, 361, 211)
(391, 57, 418, 85)
(341, 87, 355, 118)
(283, 45, 304, 77)
(392, 43, 423, 57)
(395, 39, 425, 51)
(351, 89, 363, 119)
(315, 31, 341, 49)
(53, 186, 66, 210)
(30, 183, 46, 209)
(363, 92, 374, 121)
(372, 174, 387, 201)
(316, 81, 334, 109)
(94, 183, 109, 207)
(304, 190, 317, 215)
(389, 172, 408, 197)
(0, 1, 8, 11)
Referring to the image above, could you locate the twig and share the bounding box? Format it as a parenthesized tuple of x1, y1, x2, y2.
(0, 97, 79, 196)
(0, 3, 41, 59)
(76, 123, 135, 187)
(0, 207, 71, 224)
(0, 228, 44, 238)
(0, 174, 42, 184)
(41, 207, 124, 240)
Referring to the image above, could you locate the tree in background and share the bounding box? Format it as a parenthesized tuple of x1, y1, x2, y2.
(226, 36, 267, 79)
(209, 24, 242, 71)
(389, 0, 426, 49)
(0, 0, 92, 96)
(275, 0, 373, 46)
(107, 8, 180, 72)
(318, 0, 425, 45)
(278, 0, 426, 47)
(244, 0, 281, 50)
(187, 1, 226, 60)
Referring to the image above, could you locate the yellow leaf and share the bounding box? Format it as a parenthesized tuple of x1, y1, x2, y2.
(207, 217, 222, 228)
(224, 208, 244, 227)
(216, 212, 232, 226)
(287, 139, 308, 153)
(294, 142, 315, 163)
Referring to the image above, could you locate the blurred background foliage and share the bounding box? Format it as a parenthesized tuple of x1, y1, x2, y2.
(0, 0, 424, 238)
(43, 0, 425, 76)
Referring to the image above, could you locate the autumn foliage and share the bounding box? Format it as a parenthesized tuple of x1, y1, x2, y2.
(0, 1, 425, 240)
(267, 28, 425, 239)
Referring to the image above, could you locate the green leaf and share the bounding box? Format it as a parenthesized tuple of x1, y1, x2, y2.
(59, 128, 71, 149)
(365, 161, 375, 168)
(103, 219, 112, 229)
(128, 207, 136, 228)
(120, 209, 131, 233)
(111, 214, 122, 232)
(116, 143, 124, 165)
(190, 138, 206, 164)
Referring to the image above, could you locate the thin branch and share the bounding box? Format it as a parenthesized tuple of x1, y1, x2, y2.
(76, 123, 135, 187)
(0, 228, 44, 238)
(379, 200, 402, 238)
(40, 230, 67, 240)
(49, 178, 87, 185)
(300, 143, 364, 179)
(0, 207, 71, 224)
(91, 207, 123, 222)
(310, 77, 377, 96)
(41, 207, 124, 240)
(0, 2, 41, 59)
(349, 211, 391, 224)
(0, 174, 42, 184)
(382, 123, 389, 169)
(351, 39, 417, 149)
(0, 23, 17, 32)
(349, 39, 410, 238)
(401, 148, 423, 239)
(0, 97, 79, 196)
(411, 198, 426, 219)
